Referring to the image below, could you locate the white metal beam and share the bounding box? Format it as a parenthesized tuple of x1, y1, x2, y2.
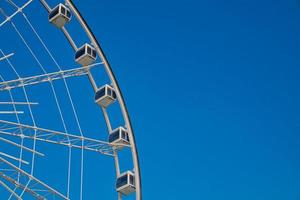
(0, 53, 14, 62)
(0, 120, 120, 156)
(0, 111, 23, 114)
(0, 0, 33, 28)
(0, 102, 38, 105)
(0, 156, 68, 199)
(0, 63, 102, 91)
(0, 179, 22, 200)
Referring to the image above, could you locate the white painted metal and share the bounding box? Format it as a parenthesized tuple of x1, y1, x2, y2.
(0, 120, 117, 156)
(49, 3, 71, 28)
(0, 0, 33, 27)
(0, 157, 68, 199)
(0, 102, 38, 105)
(0, 0, 142, 199)
(75, 44, 97, 66)
(109, 127, 130, 147)
(0, 63, 102, 91)
(0, 137, 44, 157)
(0, 53, 14, 62)
(0, 180, 22, 200)
(95, 84, 117, 107)
(0, 152, 29, 165)
(0, 111, 24, 114)
(116, 171, 136, 195)
(64, 1, 142, 199)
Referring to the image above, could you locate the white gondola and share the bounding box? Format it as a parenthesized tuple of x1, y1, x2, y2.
(94, 84, 116, 107)
(49, 3, 71, 28)
(109, 127, 130, 147)
(116, 171, 136, 195)
(75, 44, 97, 66)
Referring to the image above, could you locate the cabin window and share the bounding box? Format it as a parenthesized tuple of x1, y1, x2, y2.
(129, 175, 134, 185)
(92, 50, 96, 58)
(75, 47, 86, 59)
(109, 131, 120, 143)
(121, 131, 126, 139)
(49, 7, 59, 19)
(61, 6, 66, 15)
(107, 88, 112, 96)
(121, 130, 129, 142)
(112, 90, 117, 99)
(95, 87, 106, 101)
(116, 175, 128, 188)
(87, 47, 92, 55)
(67, 10, 71, 18)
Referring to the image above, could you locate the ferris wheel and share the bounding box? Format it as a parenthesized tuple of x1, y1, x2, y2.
(0, 0, 141, 199)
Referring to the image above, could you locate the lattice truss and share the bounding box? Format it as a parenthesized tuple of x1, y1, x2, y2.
(0, 0, 125, 199)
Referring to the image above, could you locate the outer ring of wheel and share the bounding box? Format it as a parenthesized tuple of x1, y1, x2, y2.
(64, 1, 142, 200)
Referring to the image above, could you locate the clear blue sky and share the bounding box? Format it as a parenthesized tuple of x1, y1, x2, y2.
(78, 0, 300, 199)
(1, 0, 300, 199)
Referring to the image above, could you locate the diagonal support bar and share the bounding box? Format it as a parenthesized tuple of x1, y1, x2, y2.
(0, 179, 22, 200)
(0, 0, 33, 28)
(0, 53, 14, 62)
(0, 156, 68, 199)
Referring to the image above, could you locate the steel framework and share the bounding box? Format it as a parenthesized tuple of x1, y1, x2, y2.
(0, 0, 142, 199)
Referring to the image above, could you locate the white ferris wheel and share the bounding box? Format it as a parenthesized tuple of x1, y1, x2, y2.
(0, 0, 142, 200)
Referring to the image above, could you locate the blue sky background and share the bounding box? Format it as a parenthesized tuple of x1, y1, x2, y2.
(78, 0, 300, 199)
(1, 0, 300, 199)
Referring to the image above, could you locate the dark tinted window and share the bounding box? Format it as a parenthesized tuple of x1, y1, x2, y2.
(107, 88, 112, 96)
(112, 90, 117, 99)
(95, 87, 106, 101)
(61, 6, 66, 15)
(109, 130, 120, 143)
(92, 50, 96, 58)
(129, 175, 135, 185)
(116, 174, 128, 188)
(123, 131, 130, 142)
(87, 46, 91, 55)
(66, 10, 71, 18)
(75, 47, 86, 59)
(49, 7, 59, 20)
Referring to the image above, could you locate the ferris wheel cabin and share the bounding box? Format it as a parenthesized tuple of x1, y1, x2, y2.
(109, 127, 130, 146)
(75, 44, 97, 66)
(49, 4, 71, 28)
(95, 84, 117, 107)
(116, 171, 136, 195)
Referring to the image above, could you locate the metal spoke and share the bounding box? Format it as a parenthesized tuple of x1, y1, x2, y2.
(0, 157, 68, 200)
(0, 180, 22, 200)
(0, 53, 14, 62)
(0, 0, 33, 28)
